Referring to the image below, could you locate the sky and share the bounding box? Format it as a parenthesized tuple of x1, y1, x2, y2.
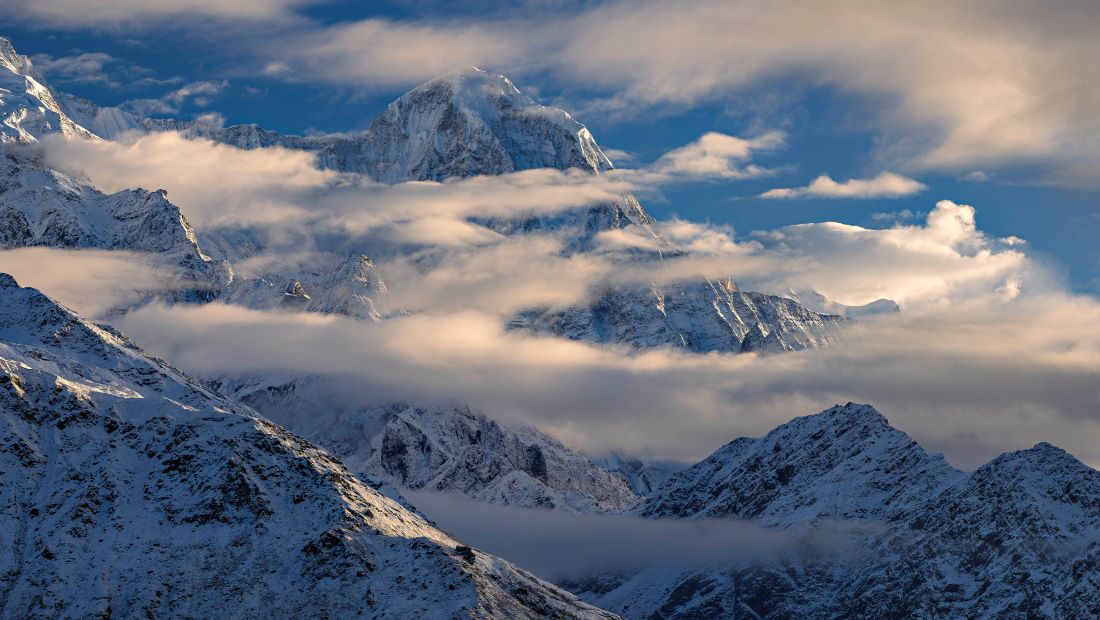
(1, 0, 1099, 471)
(3, 0, 1098, 292)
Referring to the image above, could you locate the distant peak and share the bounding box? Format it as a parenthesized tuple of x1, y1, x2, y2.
(0, 273, 19, 288)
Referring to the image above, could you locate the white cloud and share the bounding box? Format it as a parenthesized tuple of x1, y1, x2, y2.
(124, 80, 229, 116)
(0, 0, 321, 27)
(747, 200, 1030, 307)
(39, 132, 333, 230)
(646, 131, 783, 180)
(273, 18, 518, 87)
(761, 172, 926, 200)
(0, 249, 179, 316)
(113, 287, 1100, 471)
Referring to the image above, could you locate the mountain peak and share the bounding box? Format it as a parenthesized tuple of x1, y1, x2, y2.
(635, 403, 961, 523)
(364, 66, 612, 182)
(0, 272, 18, 289)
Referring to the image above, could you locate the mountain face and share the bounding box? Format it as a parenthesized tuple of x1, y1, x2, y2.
(634, 403, 962, 523)
(513, 281, 843, 354)
(573, 404, 1100, 619)
(0, 149, 231, 301)
(0, 38, 98, 144)
(143, 67, 611, 182)
(594, 453, 684, 496)
(0, 273, 619, 619)
(210, 375, 638, 514)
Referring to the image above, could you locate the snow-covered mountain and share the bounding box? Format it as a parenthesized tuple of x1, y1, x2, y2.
(0, 38, 99, 144)
(141, 66, 839, 351)
(512, 281, 843, 354)
(634, 403, 962, 523)
(594, 453, 684, 496)
(211, 375, 638, 514)
(572, 403, 1100, 619)
(0, 273, 619, 619)
(0, 149, 231, 301)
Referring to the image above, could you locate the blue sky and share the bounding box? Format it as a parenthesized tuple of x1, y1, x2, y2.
(4, 0, 1099, 293)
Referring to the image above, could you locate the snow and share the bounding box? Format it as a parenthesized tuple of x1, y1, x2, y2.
(0, 274, 619, 619)
(575, 404, 1100, 618)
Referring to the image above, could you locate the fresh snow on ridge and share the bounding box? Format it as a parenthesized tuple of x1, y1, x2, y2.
(572, 403, 1100, 619)
(0, 273, 619, 619)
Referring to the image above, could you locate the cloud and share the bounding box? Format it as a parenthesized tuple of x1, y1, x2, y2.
(239, 1, 1100, 184)
(0, 248, 178, 316)
(124, 80, 229, 116)
(112, 284, 1100, 472)
(598, 218, 750, 256)
(38, 131, 755, 251)
(745, 200, 1030, 307)
(28, 52, 177, 89)
(761, 172, 926, 199)
(271, 18, 518, 87)
(0, 0, 323, 27)
(403, 490, 809, 581)
(39, 132, 333, 230)
(639, 131, 784, 182)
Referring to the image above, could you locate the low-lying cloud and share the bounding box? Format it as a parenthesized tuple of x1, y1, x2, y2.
(113, 286, 1100, 471)
(404, 490, 806, 581)
(0, 248, 177, 316)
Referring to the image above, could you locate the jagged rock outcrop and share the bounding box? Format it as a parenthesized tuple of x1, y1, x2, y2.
(210, 375, 638, 514)
(572, 404, 1100, 619)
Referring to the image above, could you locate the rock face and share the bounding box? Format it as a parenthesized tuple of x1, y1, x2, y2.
(143, 67, 611, 181)
(513, 281, 843, 354)
(0, 149, 231, 301)
(634, 403, 962, 523)
(0, 274, 619, 619)
(0, 38, 98, 144)
(594, 453, 684, 496)
(574, 404, 1100, 619)
(211, 376, 638, 515)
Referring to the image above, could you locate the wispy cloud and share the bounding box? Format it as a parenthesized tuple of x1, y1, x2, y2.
(761, 172, 926, 200)
(123, 80, 229, 116)
(2, 0, 322, 27)
(29, 51, 179, 90)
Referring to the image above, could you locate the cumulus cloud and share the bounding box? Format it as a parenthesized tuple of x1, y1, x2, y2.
(743, 200, 1030, 308)
(640, 131, 784, 181)
(761, 172, 926, 199)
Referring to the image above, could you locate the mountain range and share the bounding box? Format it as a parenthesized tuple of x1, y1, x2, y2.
(571, 404, 1100, 619)
(2, 33, 1097, 619)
